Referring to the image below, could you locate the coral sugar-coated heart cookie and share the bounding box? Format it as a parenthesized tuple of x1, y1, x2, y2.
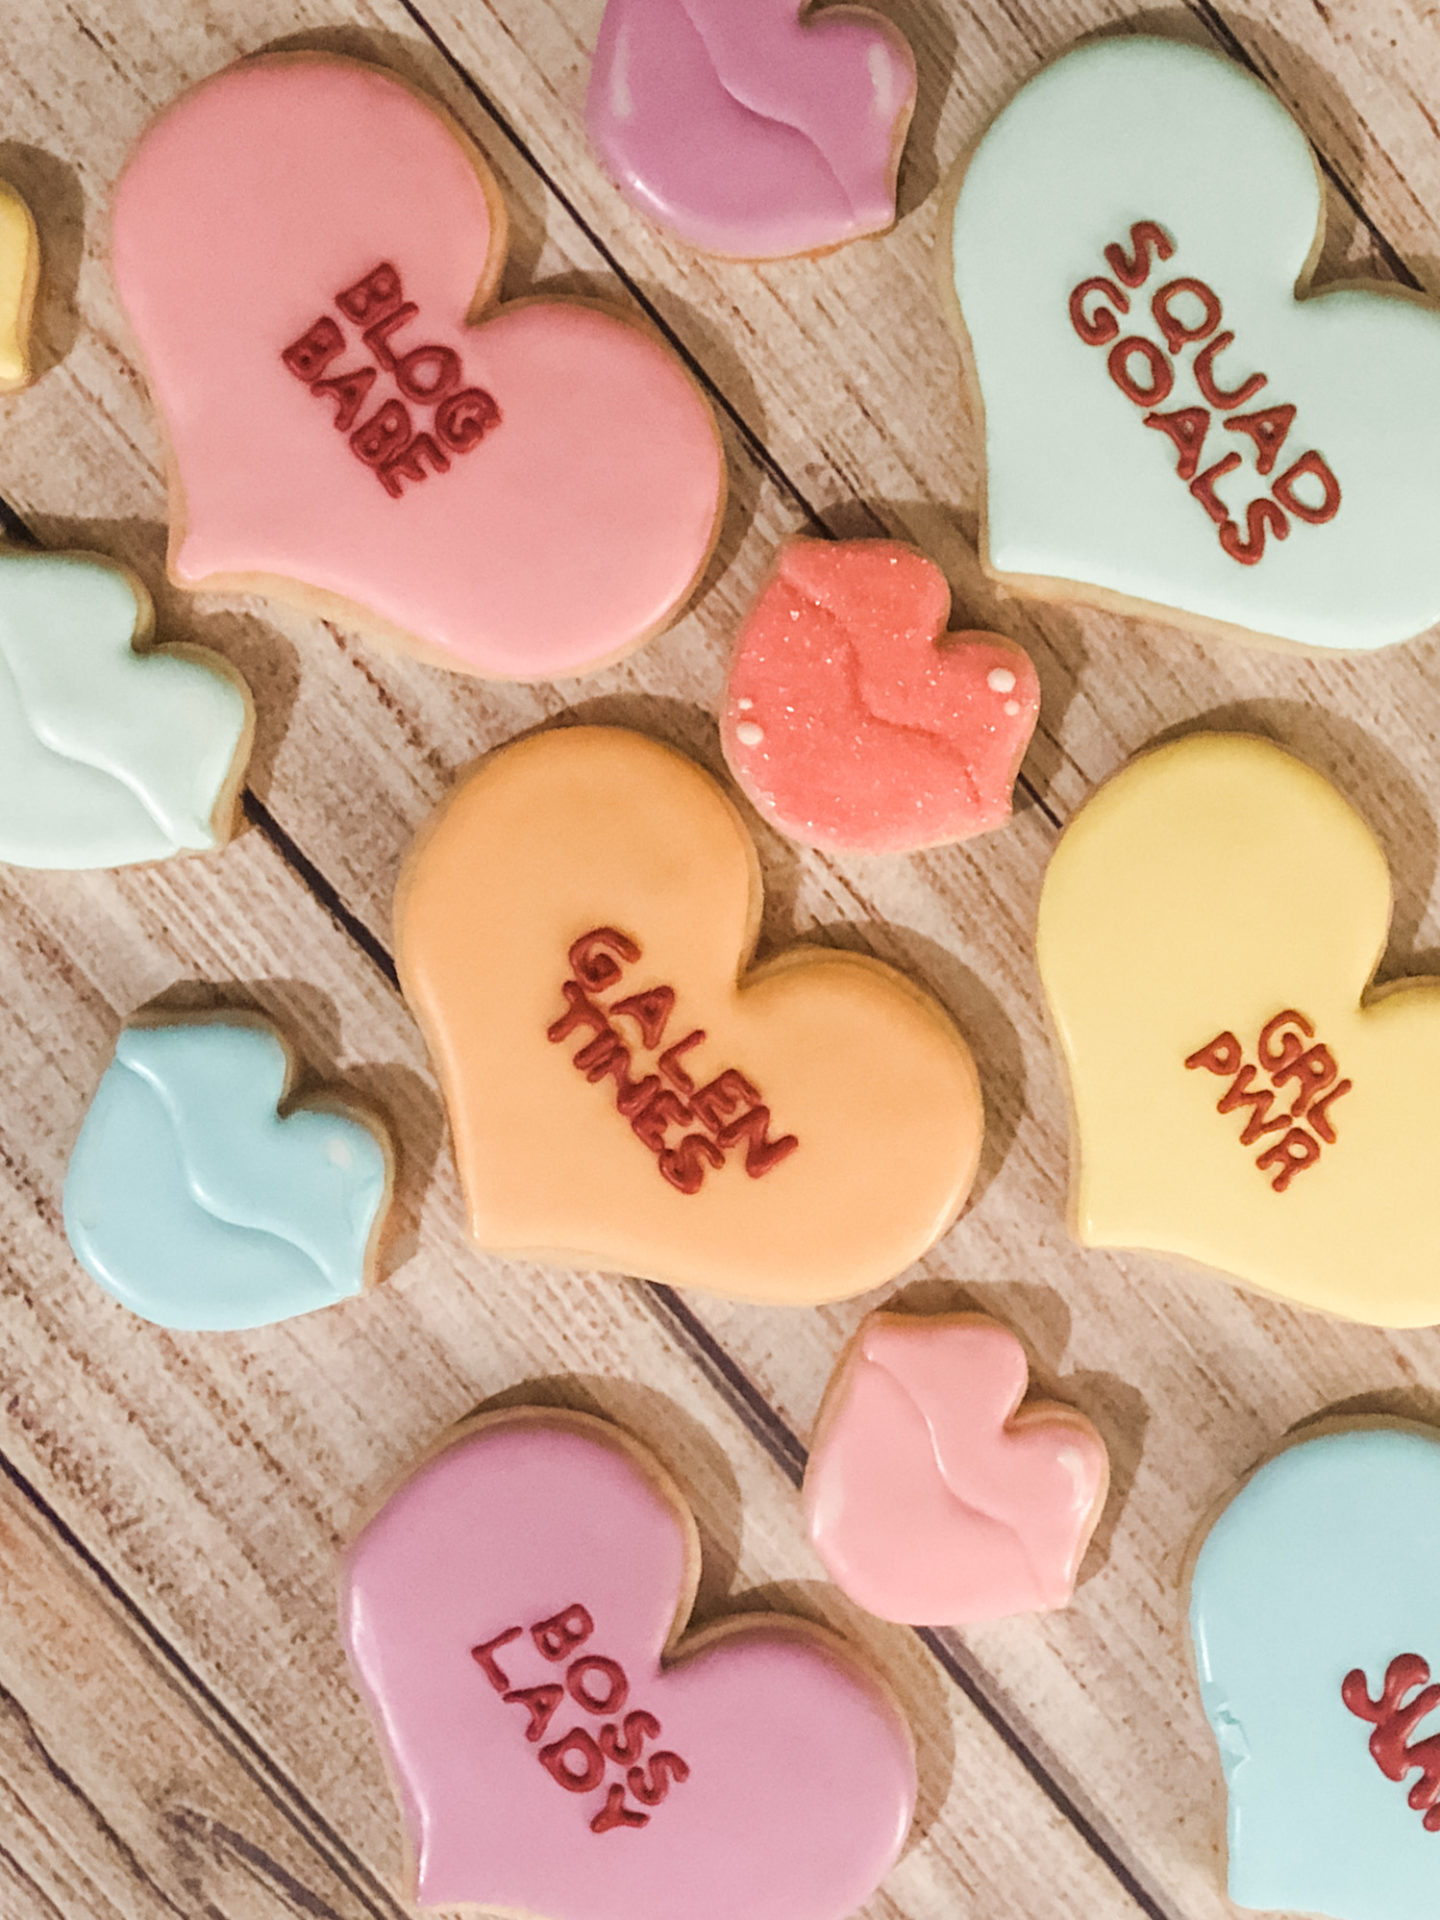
(395, 726, 983, 1304)
(343, 1409, 917, 1920)
(0, 180, 39, 390)
(722, 538, 1039, 852)
(587, 0, 916, 260)
(112, 55, 725, 679)
(1037, 732, 1440, 1326)
(1190, 1424, 1440, 1919)
(944, 37, 1440, 650)
(0, 550, 252, 869)
(804, 1312, 1108, 1625)
(65, 1016, 393, 1330)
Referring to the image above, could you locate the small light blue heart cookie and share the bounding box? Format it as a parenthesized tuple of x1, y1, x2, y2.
(64, 1018, 393, 1330)
(1190, 1425, 1440, 1919)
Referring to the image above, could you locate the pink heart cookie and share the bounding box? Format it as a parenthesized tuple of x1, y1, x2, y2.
(804, 1313, 1109, 1625)
(588, 0, 916, 259)
(112, 55, 726, 679)
(344, 1410, 916, 1920)
(722, 539, 1039, 852)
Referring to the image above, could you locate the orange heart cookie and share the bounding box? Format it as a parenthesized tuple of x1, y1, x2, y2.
(1038, 732, 1440, 1325)
(396, 727, 984, 1304)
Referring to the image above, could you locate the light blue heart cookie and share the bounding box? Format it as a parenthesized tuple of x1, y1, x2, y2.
(0, 550, 253, 868)
(64, 1018, 393, 1330)
(1190, 1425, 1440, 1919)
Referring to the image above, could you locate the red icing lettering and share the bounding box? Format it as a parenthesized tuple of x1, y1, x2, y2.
(532, 1605, 595, 1663)
(1144, 406, 1211, 482)
(1193, 331, 1268, 409)
(1273, 449, 1342, 526)
(393, 342, 461, 404)
(611, 986, 676, 1051)
(350, 399, 412, 469)
(1189, 452, 1241, 527)
(571, 1028, 635, 1091)
(1188, 1013, 1346, 1190)
(567, 1655, 629, 1716)
(1255, 1127, 1321, 1191)
(627, 1752, 691, 1807)
(1343, 1655, 1440, 1832)
(569, 928, 639, 992)
(1218, 498, 1289, 567)
(1068, 276, 1130, 346)
(658, 1132, 726, 1195)
(599, 1711, 661, 1765)
(547, 979, 611, 1045)
(627, 1085, 692, 1155)
(471, 1626, 522, 1693)
(539, 1727, 606, 1794)
(1186, 1032, 1243, 1077)
(690, 1068, 760, 1135)
(658, 1029, 706, 1095)
(716, 1105, 801, 1179)
(336, 262, 404, 326)
(310, 364, 378, 433)
(1150, 277, 1222, 356)
(1103, 220, 1174, 288)
(289, 263, 500, 494)
(1216, 1064, 1294, 1145)
(590, 1783, 650, 1833)
(1107, 335, 1174, 408)
(1224, 403, 1296, 476)
(378, 431, 451, 498)
(503, 1683, 564, 1743)
(282, 315, 344, 383)
(362, 301, 419, 371)
(436, 386, 502, 452)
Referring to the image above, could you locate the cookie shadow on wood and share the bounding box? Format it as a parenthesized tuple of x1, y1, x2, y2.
(0, 142, 82, 381)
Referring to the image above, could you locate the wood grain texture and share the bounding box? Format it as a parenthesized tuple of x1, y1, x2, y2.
(2, 1, 1440, 1917)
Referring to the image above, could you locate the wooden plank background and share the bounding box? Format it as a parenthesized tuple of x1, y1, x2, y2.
(3, 0, 1439, 1914)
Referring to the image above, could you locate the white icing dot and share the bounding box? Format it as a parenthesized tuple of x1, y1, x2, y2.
(736, 721, 765, 748)
(1004, 700, 1021, 717)
(737, 696, 753, 711)
(987, 666, 1017, 694)
(326, 1139, 354, 1169)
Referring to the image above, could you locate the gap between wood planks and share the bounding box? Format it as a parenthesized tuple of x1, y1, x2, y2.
(0, 1, 1423, 1912)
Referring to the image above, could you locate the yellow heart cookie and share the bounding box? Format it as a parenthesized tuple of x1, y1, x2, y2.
(396, 726, 984, 1304)
(1038, 732, 1440, 1326)
(0, 181, 38, 391)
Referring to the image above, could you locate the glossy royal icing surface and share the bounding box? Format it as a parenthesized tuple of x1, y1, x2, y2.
(112, 55, 725, 679)
(343, 1410, 917, 1920)
(0, 180, 38, 389)
(1191, 1426, 1440, 1919)
(0, 551, 251, 869)
(64, 1019, 392, 1330)
(946, 36, 1440, 649)
(394, 726, 984, 1305)
(1037, 732, 1440, 1326)
(804, 1313, 1108, 1624)
(588, 0, 915, 259)
(721, 538, 1038, 852)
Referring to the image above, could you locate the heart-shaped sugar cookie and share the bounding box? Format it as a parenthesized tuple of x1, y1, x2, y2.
(944, 37, 1440, 650)
(805, 1312, 1108, 1624)
(588, 0, 916, 259)
(395, 726, 984, 1304)
(1037, 731, 1440, 1325)
(343, 1409, 917, 1920)
(112, 54, 725, 679)
(1189, 1424, 1440, 1920)
(722, 538, 1039, 852)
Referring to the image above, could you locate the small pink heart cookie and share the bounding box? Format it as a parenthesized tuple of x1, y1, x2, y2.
(588, 0, 916, 260)
(343, 1409, 917, 1920)
(111, 54, 725, 679)
(804, 1313, 1109, 1625)
(722, 539, 1039, 853)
